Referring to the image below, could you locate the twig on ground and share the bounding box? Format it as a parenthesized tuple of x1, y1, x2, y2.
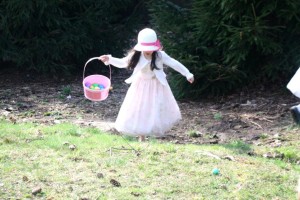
(109, 147, 138, 156)
(195, 150, 221, 160)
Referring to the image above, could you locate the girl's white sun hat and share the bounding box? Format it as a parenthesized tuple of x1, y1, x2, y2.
(134, 28, 161, 51)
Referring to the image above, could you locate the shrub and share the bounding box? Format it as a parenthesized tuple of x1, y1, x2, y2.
(0, 0, 146, 75)
(148, 0, 300, 98)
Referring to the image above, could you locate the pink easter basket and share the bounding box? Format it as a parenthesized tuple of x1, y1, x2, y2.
(82, 57, 111, 101)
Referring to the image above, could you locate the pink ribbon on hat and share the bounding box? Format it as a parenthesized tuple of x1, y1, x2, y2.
(141, 39, 161, 48)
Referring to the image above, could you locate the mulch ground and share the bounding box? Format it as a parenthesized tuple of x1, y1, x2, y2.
(0, 68, 299, 146)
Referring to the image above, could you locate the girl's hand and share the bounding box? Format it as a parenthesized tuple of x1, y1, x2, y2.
(99, 55, 109, 63)
(188, 77, 194, 84)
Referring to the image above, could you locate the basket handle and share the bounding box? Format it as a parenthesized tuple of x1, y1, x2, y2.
(83, 57, 112, 81)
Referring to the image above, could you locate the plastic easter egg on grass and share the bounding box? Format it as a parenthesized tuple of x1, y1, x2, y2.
(212, 168, 220, 175)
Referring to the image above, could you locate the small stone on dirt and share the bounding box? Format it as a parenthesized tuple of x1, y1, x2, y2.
(223, 155, 235, 161)
(69, 144, 76, 150)
(32, 186, 42, 195)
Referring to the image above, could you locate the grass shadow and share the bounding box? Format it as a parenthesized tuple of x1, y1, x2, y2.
(222, 140, 252, 154)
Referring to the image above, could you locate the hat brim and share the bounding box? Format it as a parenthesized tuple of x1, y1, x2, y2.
(134, 44, 160, 51)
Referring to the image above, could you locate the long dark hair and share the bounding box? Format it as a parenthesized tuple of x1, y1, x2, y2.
(127, 50, 159, 71)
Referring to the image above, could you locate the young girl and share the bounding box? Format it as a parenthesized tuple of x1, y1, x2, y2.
(99, 28, 194, 141)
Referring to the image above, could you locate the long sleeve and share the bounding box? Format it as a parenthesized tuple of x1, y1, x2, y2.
(107, 53, 132, 68)
(161, 51, 193, 80)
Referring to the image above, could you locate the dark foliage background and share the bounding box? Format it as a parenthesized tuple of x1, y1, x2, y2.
(149, 0, 300, 98)
(1, 0, 300, 98)
(0, 0, 147, 75)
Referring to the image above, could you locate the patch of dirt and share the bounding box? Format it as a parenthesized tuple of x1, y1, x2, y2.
(0, 69, 298, 146)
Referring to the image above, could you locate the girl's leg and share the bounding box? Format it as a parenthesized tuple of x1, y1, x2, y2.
(138, 135, 145, 142)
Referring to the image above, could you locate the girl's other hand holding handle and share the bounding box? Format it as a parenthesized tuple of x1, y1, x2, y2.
(99, 55, 109, 64)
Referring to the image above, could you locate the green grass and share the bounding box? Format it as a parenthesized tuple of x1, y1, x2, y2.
(213, 113, 223, 120)
(0, 120, 299, 200)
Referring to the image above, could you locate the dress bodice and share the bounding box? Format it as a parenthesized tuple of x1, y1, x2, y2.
(140, 63, 155, 79)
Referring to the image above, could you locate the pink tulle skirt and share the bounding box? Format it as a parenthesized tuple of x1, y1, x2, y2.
(115, 75, 181, 136)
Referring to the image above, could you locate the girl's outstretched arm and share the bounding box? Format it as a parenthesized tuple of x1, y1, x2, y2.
(161, 51, 194, 83)
(99, 54, 130, 68)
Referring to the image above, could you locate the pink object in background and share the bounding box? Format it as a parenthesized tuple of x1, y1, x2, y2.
(83, 74, 110, 101)
(82, 57, 112, 101)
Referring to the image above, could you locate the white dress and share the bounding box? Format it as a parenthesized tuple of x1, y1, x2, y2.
(287, 67, 300, 98)
(115, 62, 181, 136)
